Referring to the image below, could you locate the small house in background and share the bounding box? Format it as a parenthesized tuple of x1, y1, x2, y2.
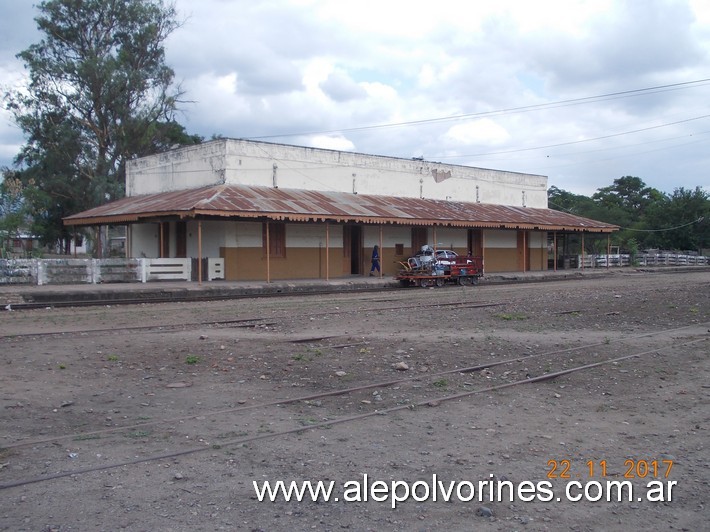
(64, 139, 617, 281)
(1, 231, 40, 258)
(64, 235, 88, 256)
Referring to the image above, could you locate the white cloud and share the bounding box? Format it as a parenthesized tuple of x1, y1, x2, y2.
(1, 0, 709, 195)
(444, 119, 511, 146)
(307, 135, 355, 151)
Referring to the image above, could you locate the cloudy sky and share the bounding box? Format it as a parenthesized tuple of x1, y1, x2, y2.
(1, 0, 709, 196)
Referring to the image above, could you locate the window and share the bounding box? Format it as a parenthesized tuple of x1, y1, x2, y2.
(262, 222, 286, 258)
(395, 243, 404, 256)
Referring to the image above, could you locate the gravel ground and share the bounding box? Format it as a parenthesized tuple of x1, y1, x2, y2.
(0, 269, 708, 531)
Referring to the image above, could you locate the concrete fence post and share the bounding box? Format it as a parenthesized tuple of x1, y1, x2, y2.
(36, 260, 45, 286)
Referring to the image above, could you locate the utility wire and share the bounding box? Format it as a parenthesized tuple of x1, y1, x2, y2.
(246, 78, 710, 139)
(622, 217, 704, 232)
(549, 201, 705, 233)
(435, 114, 710, 159)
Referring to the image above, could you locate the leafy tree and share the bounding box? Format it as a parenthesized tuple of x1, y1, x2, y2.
(0, 176, 31, 255)
(3, 0, 201, 253)
(592, 176, 663, 212)
(547, 186, 595, 215)
(549, 179, 709, 254)
(644, 187, 709, 252)
(589, 176, 664, 250)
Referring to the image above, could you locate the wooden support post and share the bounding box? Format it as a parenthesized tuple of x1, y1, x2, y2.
(97, 225, 102, 259)
(198, 220, 203, 285)
(325, 222, 330, 281)
(581, 233, 585, 270)
(607, 234, 611, 269)
(126, 225, 131, 259)
(159, 222, 164, 258)
(379, 225, 383, 278)
(266, 221, 271, 283)
(553, 231, 557, 272)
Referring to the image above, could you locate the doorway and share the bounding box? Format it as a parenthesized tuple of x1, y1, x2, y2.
(175, 221, 187, 258)
(343, 225, 363, 274)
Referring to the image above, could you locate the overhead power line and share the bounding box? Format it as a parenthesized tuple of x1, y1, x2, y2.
(246, 78, 710, 140)
(623, 216, 705, 233)
(437, 114, 710, 159)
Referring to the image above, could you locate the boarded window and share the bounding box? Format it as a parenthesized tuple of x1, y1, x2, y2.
(411, 227, 428, 254)
(263, 222, 286, 258)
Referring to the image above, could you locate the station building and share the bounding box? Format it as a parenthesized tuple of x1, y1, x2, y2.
(64, 139, 617, 281)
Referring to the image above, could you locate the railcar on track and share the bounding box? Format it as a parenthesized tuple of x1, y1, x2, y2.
(395, 247, 484, 287)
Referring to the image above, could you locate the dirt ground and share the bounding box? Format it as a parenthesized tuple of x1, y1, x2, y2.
(0, 270, 708, 531)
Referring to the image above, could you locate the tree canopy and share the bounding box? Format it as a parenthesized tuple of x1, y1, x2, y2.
(549, 177, 709, 254)
(2, 0, 201, 252)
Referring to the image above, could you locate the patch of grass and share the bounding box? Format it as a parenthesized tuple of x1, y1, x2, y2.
(107, 354, 119, 362)
(185, 355, 200, 365)
(689, 306, 699, 314)
(217, 430, 249, 439)
(125, 430, 151, 439)
(58, 363, 66, 370)
(0, 447, 14, 460)
(494, 312, 528, 321)
(293, 348, 324, 362)
(433, 378, 448, 388)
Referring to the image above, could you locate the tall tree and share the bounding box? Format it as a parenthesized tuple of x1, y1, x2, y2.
(3, 0, 201, 252)
(645, 187, 709, 252)
(590, 176, 665, 249)
(0, 176, 31, 255)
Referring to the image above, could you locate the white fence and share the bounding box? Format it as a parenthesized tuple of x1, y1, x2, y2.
(0, 258, 225, 285)
(577, 253, 709, 269)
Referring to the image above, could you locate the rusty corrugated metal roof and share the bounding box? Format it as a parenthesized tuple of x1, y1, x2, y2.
(63, 184, 618, 232)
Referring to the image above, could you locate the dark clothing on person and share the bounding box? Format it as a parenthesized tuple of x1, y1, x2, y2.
(370, 245, 380, 274)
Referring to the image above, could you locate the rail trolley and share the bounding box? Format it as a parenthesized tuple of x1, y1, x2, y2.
(395, 251, 484, 288)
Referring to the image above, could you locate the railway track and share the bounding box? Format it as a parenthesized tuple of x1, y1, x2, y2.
(1, 321, 706, 490)
(0, 297, 505, 340)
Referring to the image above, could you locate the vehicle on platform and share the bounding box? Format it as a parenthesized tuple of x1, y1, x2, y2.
(395, 246, 484, 287)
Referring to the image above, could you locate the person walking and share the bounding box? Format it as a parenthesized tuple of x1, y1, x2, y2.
(369, 245, 380, 276)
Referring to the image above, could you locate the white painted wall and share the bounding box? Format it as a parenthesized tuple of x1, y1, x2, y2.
(528, 231, 547, 249)
(286, 224, 337, 247)
(127, 142, 227, 195)
(184, 221, 228, 257)
(434, 227, 467, 249)
(484, 230, 517, 248)
(127, 139, 548, 207)
(130, 224, 158, 258)
(364, 225, 412, 248)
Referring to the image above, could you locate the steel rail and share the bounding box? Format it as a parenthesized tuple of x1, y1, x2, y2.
(1, 338, 705, 491)
(3, 322, 706, 452)
(0, 300, 504, 340)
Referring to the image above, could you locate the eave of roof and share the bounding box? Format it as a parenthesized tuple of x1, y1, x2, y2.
(63, 184, 619, 233)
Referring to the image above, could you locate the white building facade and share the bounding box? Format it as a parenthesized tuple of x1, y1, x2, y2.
(66, 139, 616, 280)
